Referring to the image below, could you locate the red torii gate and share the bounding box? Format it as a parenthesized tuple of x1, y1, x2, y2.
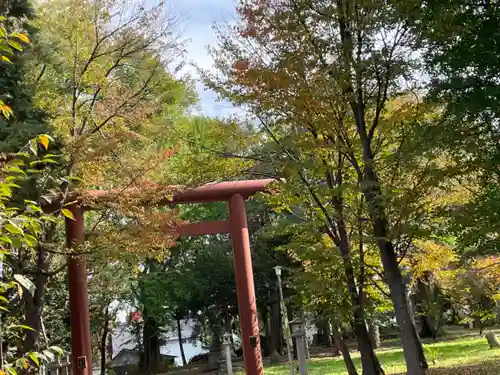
(64, 179, 274, 375)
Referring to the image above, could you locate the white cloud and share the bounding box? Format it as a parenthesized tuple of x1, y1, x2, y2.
(168, 0, 240, 117)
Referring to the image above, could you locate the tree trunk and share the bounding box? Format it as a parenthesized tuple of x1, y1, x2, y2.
(269, 299, 282, 362)
(326, 320, 341, 356)
(107, 331, 114, 360)
(286, 305, 297, 360)
(332, 324, 358, 375)
(142, 311, 161, 373)
(361, 159, 428, 375)
(100, 308, 110, 375)
(378, 238, 428, 374)
(260, 307, 270, 357)
(177, 317, 187, 366)
(485, 332, 500, 348)
(22, 245, 49, 353)
(335, 220, 384, 375)
(415, 275, 438, 339)
(315, 319, 331, 346)
(264, 306, 271, 351)
(368, 320, 381, 349)
(352, 314, 384, 375)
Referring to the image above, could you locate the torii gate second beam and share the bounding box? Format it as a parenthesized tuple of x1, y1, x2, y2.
(64, 179, 274, 375)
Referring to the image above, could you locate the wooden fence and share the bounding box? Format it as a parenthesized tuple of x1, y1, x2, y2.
(38, 355, 72, 375)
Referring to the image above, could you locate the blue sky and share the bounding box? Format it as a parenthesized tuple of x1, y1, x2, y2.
(168, 0, 238, 117)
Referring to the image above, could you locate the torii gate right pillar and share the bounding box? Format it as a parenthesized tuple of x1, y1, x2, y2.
(228, 193, 263, 375)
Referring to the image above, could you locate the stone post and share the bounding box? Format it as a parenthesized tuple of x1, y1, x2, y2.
(290, 319, 308, 375)
(222, 333, 234, 375)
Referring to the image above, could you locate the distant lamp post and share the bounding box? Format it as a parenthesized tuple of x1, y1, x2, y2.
(274, 266, 294, 375)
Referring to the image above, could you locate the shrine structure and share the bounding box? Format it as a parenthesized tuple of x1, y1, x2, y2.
(63, 179, 274, 375)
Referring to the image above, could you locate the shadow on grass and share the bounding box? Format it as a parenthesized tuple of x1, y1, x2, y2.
(423, 360, 500, 375)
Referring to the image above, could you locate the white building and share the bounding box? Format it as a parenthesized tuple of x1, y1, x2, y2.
(110, 319, 208, 367)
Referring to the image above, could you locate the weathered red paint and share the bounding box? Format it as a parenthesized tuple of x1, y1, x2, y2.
(228, 194, 263, 375)
(66, 205, 92, 375)
(170, 179, 274, 204)
(56, 179, 275, 210)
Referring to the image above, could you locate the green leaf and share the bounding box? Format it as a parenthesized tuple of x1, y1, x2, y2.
(24, 234, 37, 247)
(6, 166, 26, 175)
(27, 204, 42, 213)
(49, 346, 64, 356)
(0, 235, 12, 244)
(40, 215, 57, 223)
(28, 353, 39, 366)
(28, 140, 38, 156)
(7, 39, 22, 51)
(13, 274, 35, 296)
(6, 367, 17, 375)
(42, 350, 55, 362)
(11, 237, 22, 249)
(4, 222, 23, 234)
(61, 208, 75, 221)
(8, 324, 35, 332)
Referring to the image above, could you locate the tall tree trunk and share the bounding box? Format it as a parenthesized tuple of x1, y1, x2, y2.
(176, 317, 187, 366)
(333, 1, 428, 371)
(142, 311, 160, 373)
(368, 320, 381, 349)
(315, 319, 331, 346)
(261, 307, 270, 357)
(325, 320, 340, 356)
(22, 245, 49, 353)
(335, 217, 384, 375)
(415, 275, 436, 338)
(332, 323, 358, 375)
(107, 330, 114, 360)
(358, 134, 428, 375)
(100, 308, 110, 375)
(269, 299, 282, 360)
(286, 305, 297, 360)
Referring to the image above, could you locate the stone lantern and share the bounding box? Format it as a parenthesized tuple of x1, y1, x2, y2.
(290, 318, 308, 375)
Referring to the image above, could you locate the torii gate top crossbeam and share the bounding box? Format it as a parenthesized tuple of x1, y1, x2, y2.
(74, 179, 275, 209)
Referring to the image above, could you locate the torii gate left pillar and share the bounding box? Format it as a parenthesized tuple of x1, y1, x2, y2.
(64, 180, 273, 375)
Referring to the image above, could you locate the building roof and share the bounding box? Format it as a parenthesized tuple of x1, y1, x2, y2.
(108, 349, 176, 368)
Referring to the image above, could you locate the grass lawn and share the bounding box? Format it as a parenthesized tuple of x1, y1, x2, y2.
(249, 337, 500, 374)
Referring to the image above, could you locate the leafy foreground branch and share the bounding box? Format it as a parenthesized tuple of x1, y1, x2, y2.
(0, 135, 65, 375)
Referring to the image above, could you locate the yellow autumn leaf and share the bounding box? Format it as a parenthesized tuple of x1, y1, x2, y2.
(0, 102, 13, 119)
(15, 33, 30, 43)
(39, 135, 49, 150)
(61, 208, 75, 221)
